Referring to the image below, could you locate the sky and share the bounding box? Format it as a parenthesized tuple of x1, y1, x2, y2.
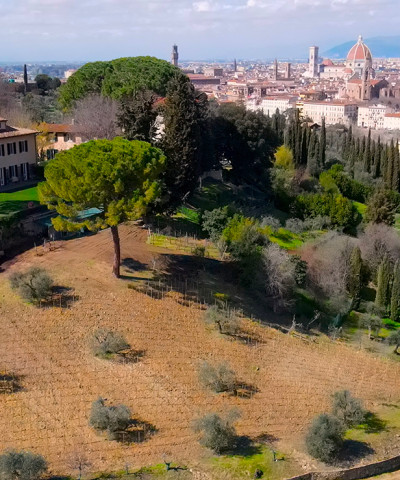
(1, 0, 399, 62)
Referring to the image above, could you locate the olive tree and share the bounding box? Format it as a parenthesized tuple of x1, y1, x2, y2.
(306, 414, 344, 463)
(9, 268, 53, 304)
(90, 329, 130, 358)
(388, 330, 400, 354)
(332, 390, 365, 428)
(198, 361, 236, 393)
(0, 451, 47, 480)
(39, 138, 166, 277)
(89, 397, 131, 440)
(193, 410, 240, 454)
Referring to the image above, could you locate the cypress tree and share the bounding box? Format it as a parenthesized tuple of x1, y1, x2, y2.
(320, 117, 326, 166)
(393, 141, 400, 192)
(391, 260, 400, 322)
(361, 136, 366, 160)
(363, 129, 372, 173)
(308, 130, 316, 159)
(342, 131, 348, 160)
(348, 246, 362, 309)
(375, 254, 391, 311)
(301, 128, 308, 165)
(380, 147, 388, 184)
(162, 72, 202, 207)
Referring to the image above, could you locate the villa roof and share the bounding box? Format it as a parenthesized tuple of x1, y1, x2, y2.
(0, 126, 37, 139)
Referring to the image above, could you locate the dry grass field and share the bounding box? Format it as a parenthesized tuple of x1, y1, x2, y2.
(1, 224, 400, 478)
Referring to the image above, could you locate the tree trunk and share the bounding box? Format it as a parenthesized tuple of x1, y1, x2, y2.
(111, 225, 121, 278)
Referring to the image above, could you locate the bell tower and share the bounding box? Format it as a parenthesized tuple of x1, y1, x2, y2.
(171, 45, 179, 67)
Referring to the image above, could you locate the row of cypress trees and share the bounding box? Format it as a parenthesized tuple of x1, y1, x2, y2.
(341, 127, 400, 191)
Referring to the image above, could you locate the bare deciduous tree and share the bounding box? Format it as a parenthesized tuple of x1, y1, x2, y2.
(72, 94, 120, 141)
(262, 243, 296, 312)
(359, 223, 400, 275)
(305, 231, 356, 300)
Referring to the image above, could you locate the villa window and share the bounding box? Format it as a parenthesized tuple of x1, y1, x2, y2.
(19, 140, 28, 153)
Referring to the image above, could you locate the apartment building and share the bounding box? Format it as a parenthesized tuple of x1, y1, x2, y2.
(301, 101, 358, 126)
(357, 104, 393, 129)
(247, 96, 297, 116)
(0, 117, 37, 187)
(384, 113, 400, 131)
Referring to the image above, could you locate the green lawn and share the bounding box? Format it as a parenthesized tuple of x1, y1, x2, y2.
(0, 186, 39, 217)
(353, 201, 367, 217)
(209, 444, 296, 480)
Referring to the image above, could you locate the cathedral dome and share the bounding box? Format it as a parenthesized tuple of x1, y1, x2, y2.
(347, 35, 372, 62)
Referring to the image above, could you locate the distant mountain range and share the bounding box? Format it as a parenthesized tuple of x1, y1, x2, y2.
(324, 36, 400, 59)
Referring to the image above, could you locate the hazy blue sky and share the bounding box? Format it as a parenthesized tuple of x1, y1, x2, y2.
(1, 0, 399, 62)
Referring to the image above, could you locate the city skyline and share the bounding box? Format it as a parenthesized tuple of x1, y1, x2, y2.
(1, 0, 400, 62)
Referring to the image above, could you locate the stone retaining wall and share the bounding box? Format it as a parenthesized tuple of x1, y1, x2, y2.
(287, 454, 400, 480)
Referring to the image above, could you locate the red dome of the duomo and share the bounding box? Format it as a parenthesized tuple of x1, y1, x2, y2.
(347, 35, 372, 62)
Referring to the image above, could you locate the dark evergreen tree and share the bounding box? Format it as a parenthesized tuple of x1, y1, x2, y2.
(161, 72, 203, 207)
(348, 246, 362, 309)
(363, 129, 372, 173)
(391, 260, 400, 322)
(365, 189, 396, 225)
(375, 254, 391, 310)
(117, 90, 158, 142)
(320, 117, 326, 166)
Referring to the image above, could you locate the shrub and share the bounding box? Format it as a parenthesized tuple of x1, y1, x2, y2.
(293, 193, 359, 229)
(9, 267, 53, 304)
(261, 215, 281, 231)
(319, 172, 339, 195)
(360, 314, 382, 339)
(193, 410, 240, 454)
(90, 329, 130, 358)
(387, 330, 400, 354)
(328, 165, 372, 203)
(306, 414, 344, 463)
(198, 361, 236, 393)
(0, 451, 47, 480)
(290, 255, 307, 286)
(365, 189, 396, 225)
(192, 245, 206, 257)
(331, 390, 365, 428)
(89, 397, 131, 440)
(222, 215, 265, 260)
(204, 305, 239, 335)
(201, 207, 233, 242)
(285, 216, 331, 234)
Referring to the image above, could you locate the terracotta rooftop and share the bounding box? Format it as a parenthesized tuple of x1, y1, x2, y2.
(0, 126, 37, 139)
(39, 123, 75, 133)
(385, 113, 400, 118)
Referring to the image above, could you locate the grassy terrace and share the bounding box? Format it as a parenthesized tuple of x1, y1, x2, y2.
(0, 186, 39, 217)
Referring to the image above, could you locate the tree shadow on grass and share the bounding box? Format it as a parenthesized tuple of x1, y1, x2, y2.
(229, 436, 264, 457)
(335, 440, 374, 466)
(357, 412, 387, 434)
(39, 286, 79, 309)
(0, 373, 24, 394)
(116, 419, 158, 444)
(114, 349, 146, 364)
(233, 382, 260, 399)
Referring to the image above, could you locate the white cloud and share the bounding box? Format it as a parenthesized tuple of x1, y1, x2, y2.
(193, 1, 212, 11)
